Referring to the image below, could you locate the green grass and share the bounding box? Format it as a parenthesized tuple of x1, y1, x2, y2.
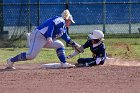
(0, 37, 140, 65)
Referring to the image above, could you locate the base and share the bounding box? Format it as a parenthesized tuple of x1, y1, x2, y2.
(41, 63, 62, 69)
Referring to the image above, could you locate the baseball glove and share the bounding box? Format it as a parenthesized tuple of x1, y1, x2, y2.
(68, 39, 84, 53)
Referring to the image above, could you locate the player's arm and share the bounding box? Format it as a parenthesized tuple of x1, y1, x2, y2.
(89, 44, 106, 66)
(61, 26, 71, 42)
(61, 33, 80, 59)
(96, 45, 106, 65)
(82, 40, 92, 49)
(61, 31, 84, 52)
(61, 30, 84, 56)
(46, 22, 55, 44)
(66, 45, 84, 59)
(67, 40, 91, 59)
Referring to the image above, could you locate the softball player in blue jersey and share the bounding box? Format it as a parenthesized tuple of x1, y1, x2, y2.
(6, 9, 78, 69)
(67, 30, 107, 67)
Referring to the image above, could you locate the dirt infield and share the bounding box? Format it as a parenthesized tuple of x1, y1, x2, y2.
(0, 59, 140, 93)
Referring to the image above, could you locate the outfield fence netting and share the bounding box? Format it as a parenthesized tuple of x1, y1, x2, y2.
(0, 0, 140, 47)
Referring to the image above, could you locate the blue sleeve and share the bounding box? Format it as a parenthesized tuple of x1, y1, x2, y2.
(61, 31, 71, 43)
(45, 22, 54, 37)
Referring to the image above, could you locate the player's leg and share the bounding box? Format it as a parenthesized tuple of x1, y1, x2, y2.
(26, 30, 47, 60)
(77, 58, 96, 67)
(44, 39, 75, 68)
(6, 30, 46, 69)
(45, 40, 66, 63)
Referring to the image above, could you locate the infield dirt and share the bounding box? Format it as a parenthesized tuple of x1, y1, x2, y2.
(0, 58, 140, 93)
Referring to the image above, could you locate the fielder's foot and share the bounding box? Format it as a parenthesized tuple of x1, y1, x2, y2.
(5, 66, 16, 70)
(5, 59, 16, 70)
(61, 63, 75, 68)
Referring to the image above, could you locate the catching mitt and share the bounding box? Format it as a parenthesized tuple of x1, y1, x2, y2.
(68, 39, 84, 53)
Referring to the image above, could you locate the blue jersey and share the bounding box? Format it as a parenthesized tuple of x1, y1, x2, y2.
(37, 16, 71, 42)
(83, 40, 106, 61)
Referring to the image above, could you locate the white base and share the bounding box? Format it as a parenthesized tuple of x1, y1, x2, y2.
(41, 63, 62, 69)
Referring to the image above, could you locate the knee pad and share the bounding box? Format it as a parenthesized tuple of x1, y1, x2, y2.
(55, 40, 64, 49)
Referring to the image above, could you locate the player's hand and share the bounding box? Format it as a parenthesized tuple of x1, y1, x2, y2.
(47, 37, 53, 44)
(66, 50, 81, 59)
(68, 39, 84, 53)
(73, 45, 84, 53)
(66, 55, 73, 59)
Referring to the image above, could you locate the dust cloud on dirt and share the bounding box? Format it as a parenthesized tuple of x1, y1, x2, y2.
(105, 57, 140, 66)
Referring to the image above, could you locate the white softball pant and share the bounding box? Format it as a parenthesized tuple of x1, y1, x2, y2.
(26, 29, 64, 60)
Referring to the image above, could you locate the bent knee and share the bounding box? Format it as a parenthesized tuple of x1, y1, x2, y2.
(26, 54, 36, 60)
(56, 41, 65, 49)
(45, 40, 65, 49)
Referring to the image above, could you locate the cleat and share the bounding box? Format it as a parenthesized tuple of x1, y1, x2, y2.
(5, 66, 16, 70)
(61, 63, 75, 68)
(75, 63, 86, 67)
(6, 59, 16, 69)
(75, 63, 82, 67)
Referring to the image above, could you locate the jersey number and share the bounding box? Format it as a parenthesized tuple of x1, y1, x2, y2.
(53, 17, 64, 25)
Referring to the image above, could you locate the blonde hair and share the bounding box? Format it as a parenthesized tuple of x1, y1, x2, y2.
(61, 9, 70, 20)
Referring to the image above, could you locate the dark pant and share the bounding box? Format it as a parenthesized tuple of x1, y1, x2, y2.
(77, 58, 104, 67)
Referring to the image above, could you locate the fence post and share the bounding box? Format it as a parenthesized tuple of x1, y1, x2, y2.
(103, 0, 106, 34)
(66, 0, 69, 9)
(28, 0, 31, 32)
(129, 0, 132, 34)
(0, 0, 3, 32)
(37, 0, 40, 26)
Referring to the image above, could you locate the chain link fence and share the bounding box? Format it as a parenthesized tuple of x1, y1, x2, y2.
(0, 0, 140, 47)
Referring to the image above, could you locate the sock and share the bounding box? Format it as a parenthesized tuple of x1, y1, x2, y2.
(10, 52, 27, 62)
(56, 48, 66, 63)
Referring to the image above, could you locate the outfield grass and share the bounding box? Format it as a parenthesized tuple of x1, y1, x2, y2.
(0, 37, 140, 65)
